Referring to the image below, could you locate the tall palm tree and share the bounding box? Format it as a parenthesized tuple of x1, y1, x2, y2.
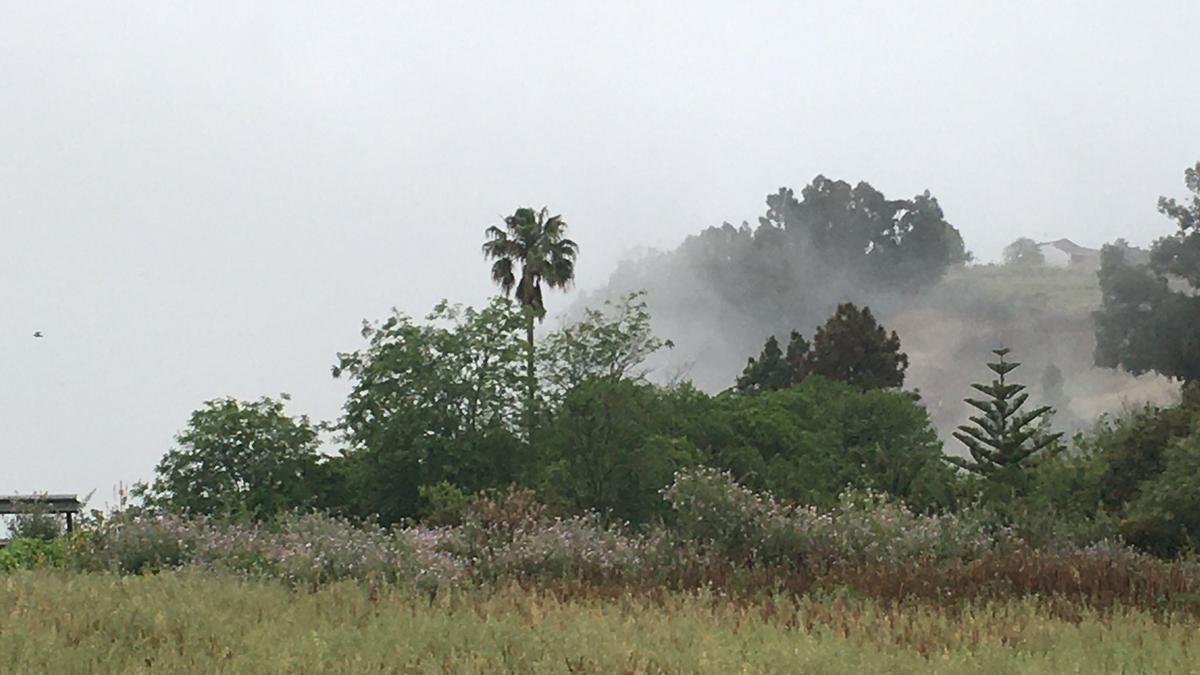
(482, 206, 579, 407)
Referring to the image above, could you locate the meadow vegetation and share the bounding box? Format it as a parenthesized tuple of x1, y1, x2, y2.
(3, 571, 1199, 674)
(5, 165, 1200, 670)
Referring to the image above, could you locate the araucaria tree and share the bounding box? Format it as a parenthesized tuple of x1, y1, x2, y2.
(948, 348, 1062, 493)
(482, 207, 579, 408)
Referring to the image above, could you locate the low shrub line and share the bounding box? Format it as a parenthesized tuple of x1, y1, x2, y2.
(7, 468, 1200, 614)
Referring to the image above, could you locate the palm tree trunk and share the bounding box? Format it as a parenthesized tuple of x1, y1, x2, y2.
(525, 313, 536, 405)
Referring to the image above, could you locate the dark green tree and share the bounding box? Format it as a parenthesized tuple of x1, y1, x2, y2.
(482, 207, 579, 407)
(331, 298, 527, 524)
(1089, 403, 1199, 511)
(807, 303, 907, 391)
(760, 176, 967, 287)
(135, 396, 326, 518)
(1095, 162, 1200, 384)
(735, 331, 809, 393)
(537, 293, 689, 521)
(1121, 434, 1200, 555)
(707, 376, 955, 511)
(541, 378, 698, 522)
(948, 349, 1062, 494)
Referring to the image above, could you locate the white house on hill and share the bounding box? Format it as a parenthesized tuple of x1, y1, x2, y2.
(1038, 238, 1101, 269)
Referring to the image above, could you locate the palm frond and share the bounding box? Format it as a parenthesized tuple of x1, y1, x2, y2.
(490, 258, 516, 296)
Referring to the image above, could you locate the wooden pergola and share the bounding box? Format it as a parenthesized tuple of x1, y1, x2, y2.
(0, 494, 83, 534)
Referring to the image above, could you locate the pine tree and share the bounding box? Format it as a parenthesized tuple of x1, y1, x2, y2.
(807, 303, 907, 391)
(736, 331, 810, 393)
(947, 349, 1062, 492)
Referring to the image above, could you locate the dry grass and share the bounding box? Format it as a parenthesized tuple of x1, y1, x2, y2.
(2, 570, 1196, 674)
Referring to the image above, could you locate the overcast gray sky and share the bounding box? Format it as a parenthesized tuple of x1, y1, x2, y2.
(2, 1, 1197, 505)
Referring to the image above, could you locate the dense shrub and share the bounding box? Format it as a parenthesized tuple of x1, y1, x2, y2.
(697, 378, 956, 512)
(662, 467, 1009, 568)
(59, 466, 1200, 616)
(0, 538, 65, 571)
(72, 512, 459, 592)
(1121, 435, 1200, 555)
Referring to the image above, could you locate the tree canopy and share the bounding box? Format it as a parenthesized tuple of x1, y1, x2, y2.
(1095, 163, 1200, 384)
(948, 349, 1062, 496)
(736, 303, 905, 393)
(807, 303, 907, 391)
(135, 397, 326, 518)
(331, 299, 528, 524)
(483, 206, 579, 407)
(1003, 238, 1045, 266)
(759, 176, 967, 288)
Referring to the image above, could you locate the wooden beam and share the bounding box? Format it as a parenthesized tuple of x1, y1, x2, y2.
(0, 495, 83, 515)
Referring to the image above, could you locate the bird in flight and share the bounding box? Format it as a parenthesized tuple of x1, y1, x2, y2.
(33, 331, 43, 338)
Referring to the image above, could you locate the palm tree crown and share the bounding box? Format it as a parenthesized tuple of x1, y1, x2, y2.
(482, 207, 579, 318)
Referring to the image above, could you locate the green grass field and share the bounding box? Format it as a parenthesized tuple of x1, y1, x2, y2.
(2, 571, 1196, 674)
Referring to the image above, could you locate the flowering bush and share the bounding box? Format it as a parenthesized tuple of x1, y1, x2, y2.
(661, 467, 1016, 568)
(50, 469, 1179, 608)
(425, 487, 667, 584)
(75, 513, 201, 574)
(71, 512, 460, 592)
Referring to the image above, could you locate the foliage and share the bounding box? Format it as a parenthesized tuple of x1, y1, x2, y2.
(416, 481, 471, 527)
(1121, 434, 1200, 555)
(1003, 237, 1045, 266)
(706, 377, 954, 510)
(4, 502, 63, 541)
(534, 294, 690, 521)
(482, 206, 580, 406)
(331, 298, 528, 524)
(735, 331, 808, 393)
(806, 303, 908, 391)
(432, 487, 661, 584)
(1087, 403, 1199, 510)
(0, 538, 65, 571)
(538, 291, 673, 397)
(761, 176, 967, 288)
(539, 378, 699, 522)
(73, 511, 455, 590)
(948, 349, 1062, 497)
(735, 303, 906, 393)
(661, 467, 1001, 568)
(133, 397, 326, 519)
(1152, 162, 1200, 286)
(1095, 162, 1200, 383)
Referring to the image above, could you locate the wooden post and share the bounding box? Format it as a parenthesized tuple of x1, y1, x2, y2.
(65, 512, 74, 533)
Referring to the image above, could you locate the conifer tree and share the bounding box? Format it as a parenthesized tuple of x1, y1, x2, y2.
(807, 303, 907, 391)
(947, 348, 1062, 492)
(735, 331, 809, 393)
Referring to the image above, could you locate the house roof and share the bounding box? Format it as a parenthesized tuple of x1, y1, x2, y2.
(1038, 238, 1100, 256)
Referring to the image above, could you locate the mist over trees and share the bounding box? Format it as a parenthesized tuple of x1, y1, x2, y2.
(1003, 238, 1045, 266)
(586, 175, 1174, 437)
(1095, 163, 1200, 385)
(758, 177, 967, 289)
(736, 302, 907, 393)
(128, 163, 1200, 558)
